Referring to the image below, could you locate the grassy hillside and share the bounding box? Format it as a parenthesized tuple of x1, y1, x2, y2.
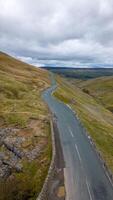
(0, 52, 50, 127)
(76, 76, 113, 113)
(0, 52, 51, 200)
(54, 76, 113, 174)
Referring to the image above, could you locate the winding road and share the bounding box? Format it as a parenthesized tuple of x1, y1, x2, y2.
(43, 76, 113, 200)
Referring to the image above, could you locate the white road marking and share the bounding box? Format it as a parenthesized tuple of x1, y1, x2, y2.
(86, 179, 93, 200)
(106, 172, 113, 188)
(66, 104, 72, 110)
(69, 127, 74, 138)
(74, 144, 82, 163)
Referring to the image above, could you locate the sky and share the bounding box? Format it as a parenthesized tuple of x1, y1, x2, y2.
(1, 0, 113, 68)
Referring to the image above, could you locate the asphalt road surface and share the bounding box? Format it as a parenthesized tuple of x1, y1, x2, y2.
(42, 77, 113, 200)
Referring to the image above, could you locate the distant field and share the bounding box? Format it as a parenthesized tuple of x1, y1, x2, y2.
(0, 52, 51, 200)
(53, 75, 113, 174)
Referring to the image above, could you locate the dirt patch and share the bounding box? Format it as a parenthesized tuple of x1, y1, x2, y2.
(28, 119, 47, 137)
(57, 186, 65, 198)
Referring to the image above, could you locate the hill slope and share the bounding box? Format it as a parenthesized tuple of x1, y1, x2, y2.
(0, 51, 50, 126)
(78, 76, 113, 112)
(0, 52, 51, 200)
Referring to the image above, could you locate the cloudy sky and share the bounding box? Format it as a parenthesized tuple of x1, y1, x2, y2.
(1, 0, 113, 67)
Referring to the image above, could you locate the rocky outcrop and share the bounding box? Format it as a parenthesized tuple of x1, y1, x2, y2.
(0, 125, 46, 179)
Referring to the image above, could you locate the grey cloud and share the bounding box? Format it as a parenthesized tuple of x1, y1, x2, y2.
(0, 0, 113, 67)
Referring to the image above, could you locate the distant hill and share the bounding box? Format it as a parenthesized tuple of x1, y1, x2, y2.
(44, 66, 113, 80)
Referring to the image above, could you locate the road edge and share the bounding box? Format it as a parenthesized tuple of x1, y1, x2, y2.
(36, 117, 56, 200)
(66, 104, 113, 188)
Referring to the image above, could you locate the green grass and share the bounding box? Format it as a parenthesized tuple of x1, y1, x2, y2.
(54, 76, 113, 173)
